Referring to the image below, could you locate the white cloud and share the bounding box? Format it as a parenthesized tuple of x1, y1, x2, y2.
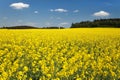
(73, 10, 79, 13)
(10, 2, 30, 9)
(93, 11, 110, 17)
(34, 11, 39, 14)
(50, 8, 68, 12)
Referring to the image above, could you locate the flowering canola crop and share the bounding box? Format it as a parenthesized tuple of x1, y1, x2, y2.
(0, 28, 120, 80)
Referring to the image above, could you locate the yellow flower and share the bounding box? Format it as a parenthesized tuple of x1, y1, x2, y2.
(47, 74, 51, 78)
(0, 28, 120, 79)
(29, 77, 33, 80)
(23, 66, 28, 72)
(76, 78, 82, 80)
(17, 71, 24, 79)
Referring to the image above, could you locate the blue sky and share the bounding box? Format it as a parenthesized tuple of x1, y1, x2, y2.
(0, 0, 120, 27)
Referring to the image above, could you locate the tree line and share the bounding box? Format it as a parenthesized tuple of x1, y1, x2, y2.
(70, 18, 120, 28)
(1, 26, 64, 29)
(1, 26, 38, 29)
(0, 18, 120, 29)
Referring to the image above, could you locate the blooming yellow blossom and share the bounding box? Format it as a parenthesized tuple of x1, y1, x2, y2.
(0, 28, 120, 80)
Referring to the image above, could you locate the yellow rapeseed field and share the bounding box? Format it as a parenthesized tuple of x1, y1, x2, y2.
(0, 28, 120, 80)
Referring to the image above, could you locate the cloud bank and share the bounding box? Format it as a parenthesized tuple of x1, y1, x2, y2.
(93, 11, 110, 17)
(10, 2, 30, 9)
(50, 8, 68, 12)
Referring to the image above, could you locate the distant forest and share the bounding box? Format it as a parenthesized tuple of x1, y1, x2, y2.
(1, 26, 38, 29)
(0, 18, 120, 29)
(71, 18, 120, 28)
(1, 26, 64, 29)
